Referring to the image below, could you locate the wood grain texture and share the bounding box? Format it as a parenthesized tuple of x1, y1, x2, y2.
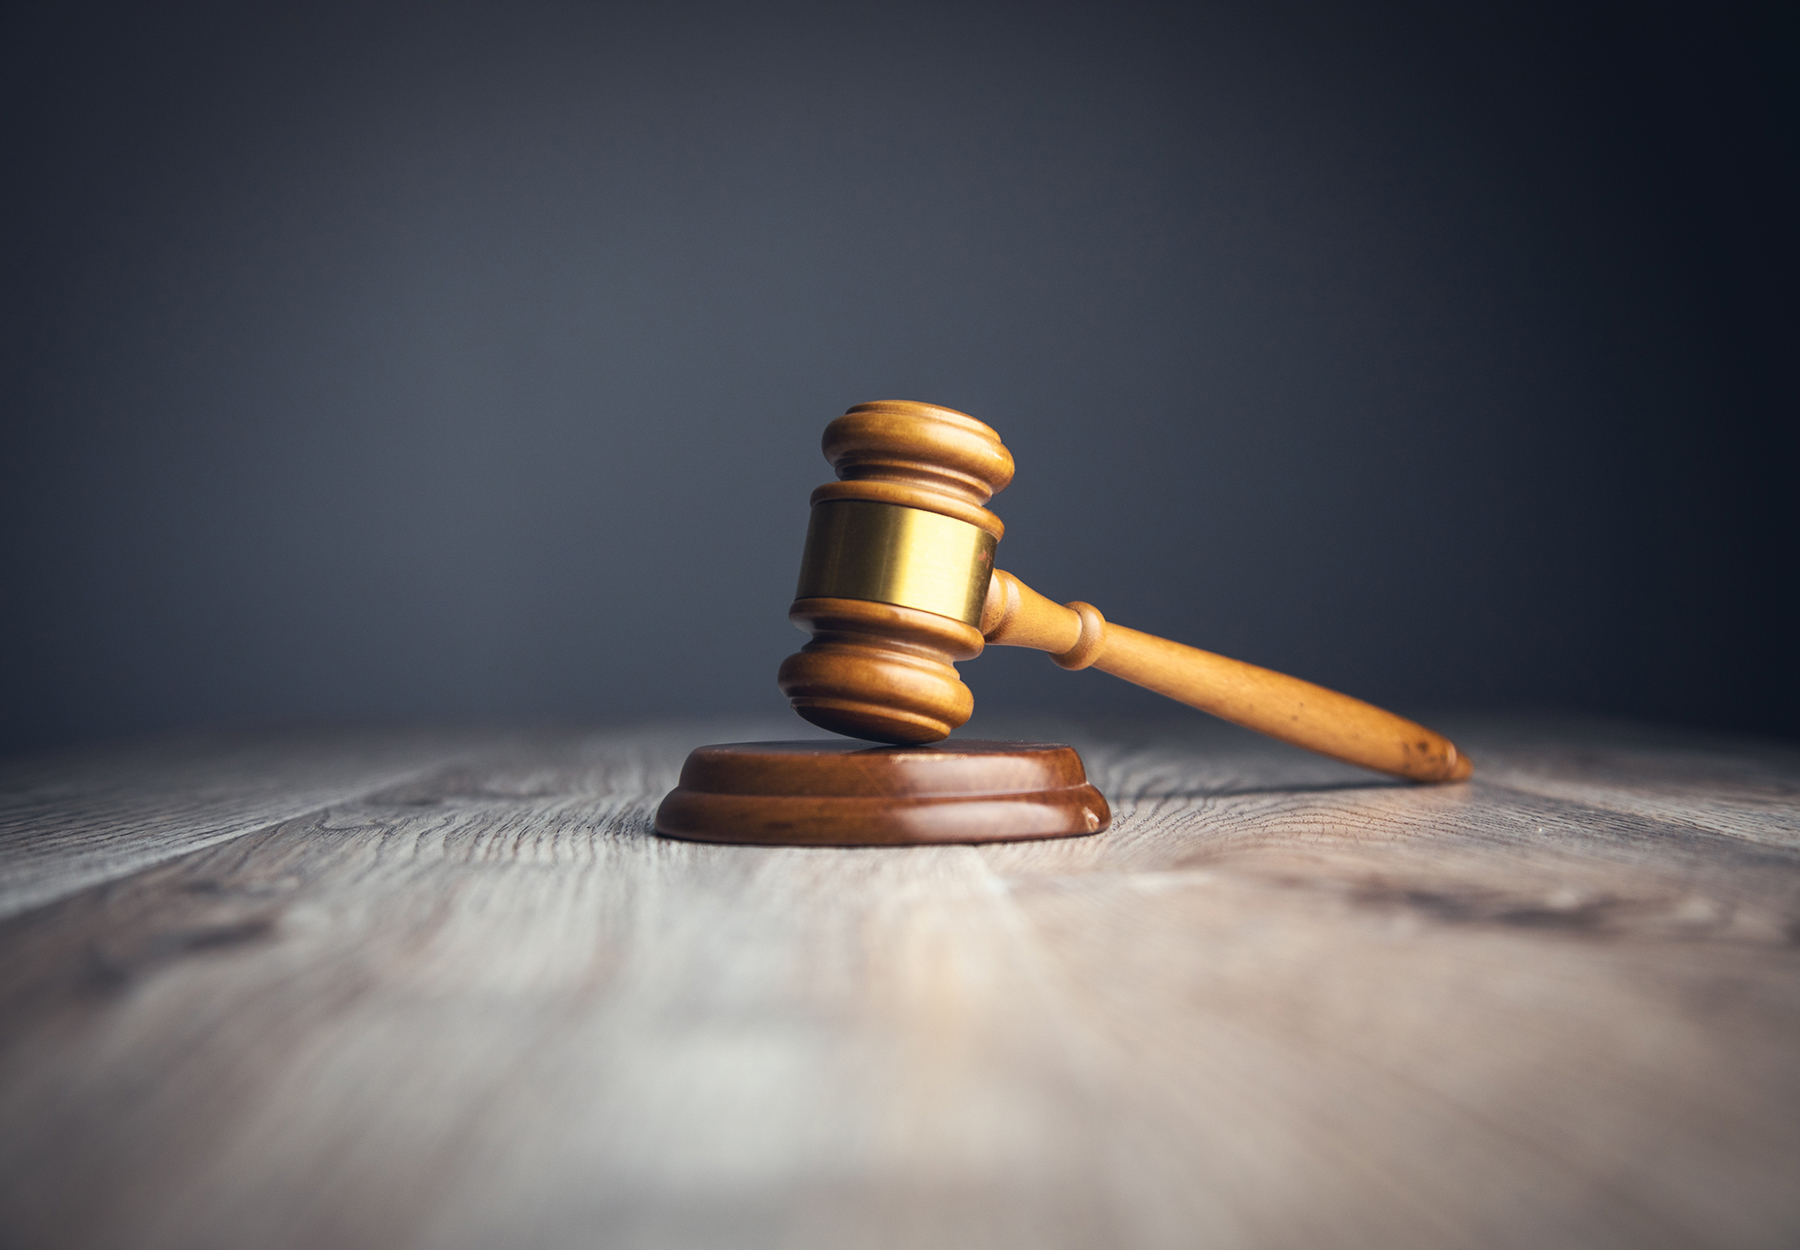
(654, 739, 1110, 845)
(0, 715, 1796, 1250)
(782, 401, 1012, 744)
(980, 570, 1470, 782)
(775, 402, 1468, 780)
(0, 726, 481, 921)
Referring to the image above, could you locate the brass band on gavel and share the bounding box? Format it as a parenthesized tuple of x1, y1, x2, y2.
(780, 400, 1470, 780)
(794, 500, 997, 627)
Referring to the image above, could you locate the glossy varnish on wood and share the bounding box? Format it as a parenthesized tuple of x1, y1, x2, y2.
(1, 715, 1797, 1250)
(980, 569, 1469, 781)
(654, 740, 1110, 845)
(780, 402, 1009, 745)
(778, 402, 1468, 781)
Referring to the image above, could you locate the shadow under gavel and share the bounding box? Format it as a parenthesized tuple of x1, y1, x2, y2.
(778, 400, 1471, 783)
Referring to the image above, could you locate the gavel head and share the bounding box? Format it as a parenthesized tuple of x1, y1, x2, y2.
(777, 401, 1014, 744)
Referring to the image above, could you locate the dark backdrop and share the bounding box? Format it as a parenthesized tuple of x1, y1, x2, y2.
(2, 0, 1792, 755)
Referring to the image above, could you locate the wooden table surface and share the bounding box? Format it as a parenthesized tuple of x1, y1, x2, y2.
(2, 715, 1796, 1250)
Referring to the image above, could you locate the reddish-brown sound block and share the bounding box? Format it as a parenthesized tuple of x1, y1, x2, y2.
(654, 740, 1111, 847)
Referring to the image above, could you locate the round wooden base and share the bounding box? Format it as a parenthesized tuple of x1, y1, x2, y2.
(654, 740, 1111, 847)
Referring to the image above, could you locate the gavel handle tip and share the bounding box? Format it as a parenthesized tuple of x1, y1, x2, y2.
(986, 568, 1476, 783)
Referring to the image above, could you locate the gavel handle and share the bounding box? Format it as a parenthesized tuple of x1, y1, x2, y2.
(980, 569, 1472, 782)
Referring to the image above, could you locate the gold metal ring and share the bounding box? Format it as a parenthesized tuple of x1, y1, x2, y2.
(794, 500, 997, 626)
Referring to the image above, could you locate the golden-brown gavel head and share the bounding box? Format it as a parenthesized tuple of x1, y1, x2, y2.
(777, 401, 1014, 744)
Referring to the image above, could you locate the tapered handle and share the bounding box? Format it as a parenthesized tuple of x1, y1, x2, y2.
(980, 569, 1471, 782)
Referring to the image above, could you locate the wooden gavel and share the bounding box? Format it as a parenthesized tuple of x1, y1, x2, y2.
(777, 401, 1471, 782)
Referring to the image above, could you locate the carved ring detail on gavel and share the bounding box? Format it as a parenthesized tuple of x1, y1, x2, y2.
(777, 400, 1471, 783)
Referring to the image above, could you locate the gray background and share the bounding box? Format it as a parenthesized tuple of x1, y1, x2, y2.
(2, 0, 1791, 755)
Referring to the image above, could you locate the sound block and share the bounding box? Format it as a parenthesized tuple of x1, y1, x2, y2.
(654, 740, 1111, 847)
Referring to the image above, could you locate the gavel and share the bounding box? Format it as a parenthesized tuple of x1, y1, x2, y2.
(777, 400, 1471, 783)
